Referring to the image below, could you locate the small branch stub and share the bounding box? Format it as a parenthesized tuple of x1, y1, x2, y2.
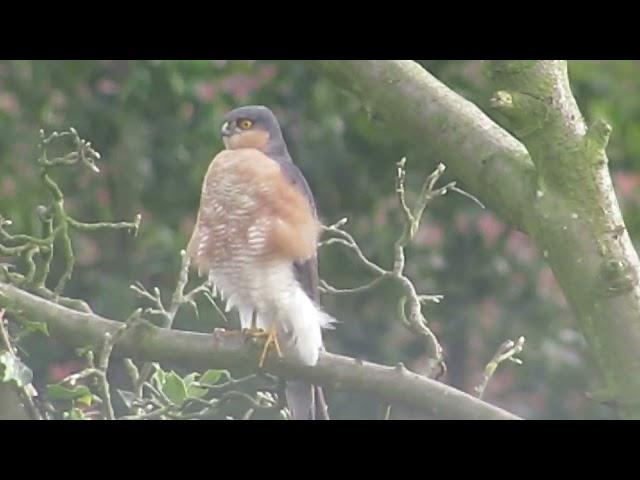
(475, 336, 525, 400)
(491, 91, 514, 111)
(586, 118, 612, 153)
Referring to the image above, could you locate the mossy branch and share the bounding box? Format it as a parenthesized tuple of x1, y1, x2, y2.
(0, 282, 520, 420)
(486, 60, 640, 417)
(0, 127, 140, 298)
(310, 59, 640, 418)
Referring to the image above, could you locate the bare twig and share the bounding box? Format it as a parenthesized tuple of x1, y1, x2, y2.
(319, 159, 484, 379)
(120, 404, 176, 420)
(57, 310, 142, 419)
(94, 331, 118, 419)
(475, 336, 526, 399)
(171, 389, 282, 420)
(131, 250, 227, 330)
(0, 128, 139, 298)
(190, 372, 260, 393)
(319, 277, 385, 295)
(383, 404, 392, 420)
(319, 159, 462, 376)
(130, 250, 229, 402)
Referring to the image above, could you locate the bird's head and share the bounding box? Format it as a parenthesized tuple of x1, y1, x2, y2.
(221, 105, 287, 155)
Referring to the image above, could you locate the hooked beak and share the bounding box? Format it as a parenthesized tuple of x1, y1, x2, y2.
(221, 121, 234, 137)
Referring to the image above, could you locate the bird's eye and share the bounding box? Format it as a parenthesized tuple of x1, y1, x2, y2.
(238, 119, 253, 130)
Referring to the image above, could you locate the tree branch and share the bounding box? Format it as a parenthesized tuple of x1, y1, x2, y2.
(306, 60, 536, 231)
(0, 282, 519, 420)
(486, 60, 640, 417)
(311, 60, 640, 418)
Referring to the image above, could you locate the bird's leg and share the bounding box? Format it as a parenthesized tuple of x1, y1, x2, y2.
(258, 326, 283, 368)
(240, 312, 283, 366)
(251, 310, 258, 332)
(242, 311, 262, 335)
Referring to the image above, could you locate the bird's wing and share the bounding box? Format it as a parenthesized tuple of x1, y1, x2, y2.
(277, 159, 330, 420)
(277, 160, 320, 303)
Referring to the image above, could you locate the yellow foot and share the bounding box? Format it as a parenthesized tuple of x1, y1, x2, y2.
(241, 327, 264, 337)
(260, 328, 283, 367)
(242, 327, 283, 368)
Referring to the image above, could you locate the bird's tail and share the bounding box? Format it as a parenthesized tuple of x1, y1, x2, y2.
(280, 287, 335, 420)
(281, 286, 335, 365)
(285, 382, 330, 420)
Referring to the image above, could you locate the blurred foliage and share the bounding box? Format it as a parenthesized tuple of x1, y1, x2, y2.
(1, 60, 638, 419)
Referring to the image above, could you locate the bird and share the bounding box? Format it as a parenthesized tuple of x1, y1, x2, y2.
(186, 105, 334, 420)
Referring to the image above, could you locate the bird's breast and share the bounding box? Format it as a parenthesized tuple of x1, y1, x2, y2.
(188, 148, 319, 272)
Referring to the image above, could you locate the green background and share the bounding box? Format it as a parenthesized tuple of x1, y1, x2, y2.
(2, 60, 638, 419)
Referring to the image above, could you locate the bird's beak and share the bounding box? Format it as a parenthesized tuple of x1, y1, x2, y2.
(221, 121, 234, 137)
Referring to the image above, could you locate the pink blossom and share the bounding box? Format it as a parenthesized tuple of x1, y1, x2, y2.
(506, 230, 537, 263)
(372, 195, 397, 227)
(614, 171, 640, 202)
(416, 223, 444, 248)
(76, 236, 101, 266)
(537, 267, 567, 306)
(96, 187, 111, 207)
(49, 360, 84, 382)
(194, 82, 217, 102)
(1, 177, 16, 197)
(476, 213, 505, 247)
(220, 66, 278, 101)
(0, 92, 19, 116)
(454, 212, 472, 234)
(97, 78, 119, 95)
(180, 102, 194, 121)
(50, 90, 67, 108)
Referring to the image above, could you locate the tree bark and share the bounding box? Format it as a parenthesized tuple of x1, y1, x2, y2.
(0, 282, 519, 420)
(0, 384, 30, 420)
(310, 60, 640, 418)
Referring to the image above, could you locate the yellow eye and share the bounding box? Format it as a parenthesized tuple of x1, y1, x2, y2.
(238, 119, 253, 130)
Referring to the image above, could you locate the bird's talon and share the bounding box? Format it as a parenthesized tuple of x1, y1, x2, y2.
(242, 327, 266, 337)
(257, 328, 283, 368)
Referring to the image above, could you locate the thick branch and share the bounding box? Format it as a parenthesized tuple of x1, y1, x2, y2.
(486, 61, 640, 417)
(0, 282, 519, 420)
(310, 60, 640, 418)
(307, 60, 536, 231)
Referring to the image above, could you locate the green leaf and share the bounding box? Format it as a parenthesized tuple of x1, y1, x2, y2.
(65, 408, 86, 420)
(76, 393, 93, 407)
(185, 369, 227, 399)
(0, 350, 33, 387)
(183, 372, 207, 399)
(199, 369, 225, 386)
(182, 372, 198, 388)
(21, 320, 49, 337)
(47, 383, 92, 402)
(186, 384, 207, 399)
(186, 385, 208, 399)
(152, 367, 166, 389)
(162, 371, 187, 405)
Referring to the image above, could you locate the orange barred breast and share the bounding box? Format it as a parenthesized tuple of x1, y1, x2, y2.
(187, 148, 319, 272)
